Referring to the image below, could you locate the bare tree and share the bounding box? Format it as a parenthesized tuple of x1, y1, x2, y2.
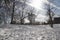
(28, 12, 33, 24)
(27, 8, 36, 24)
(47, 6, 53, 27)
(47, 4, 55, 28)
(0, 0, 10, 24)
(10, 0, 15, 24)
(20, 0, 27, 24)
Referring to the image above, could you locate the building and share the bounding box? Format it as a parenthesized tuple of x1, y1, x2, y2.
(54, 17, 60, 24)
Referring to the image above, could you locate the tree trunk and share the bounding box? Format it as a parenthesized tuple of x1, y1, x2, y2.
(11, 1, 15, 24)
(20, 9, 24, 24)
(20, 19, 24, 24)
(20, 0, 26, 24)
(48, 9, 53, 28)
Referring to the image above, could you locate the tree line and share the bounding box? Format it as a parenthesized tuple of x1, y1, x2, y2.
(0, 0, 56, 28)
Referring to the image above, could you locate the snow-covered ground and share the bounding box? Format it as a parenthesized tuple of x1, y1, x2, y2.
(0, 24, 56, 40)
(53, 24, 60, 40)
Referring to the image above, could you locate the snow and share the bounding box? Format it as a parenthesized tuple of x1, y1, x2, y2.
(53, 24, 60, 40)
(24, 18, 30, 24)
(0, 24, 56, 40)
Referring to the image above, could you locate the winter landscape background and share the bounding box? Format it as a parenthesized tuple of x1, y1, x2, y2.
(0, 0, 60, 40)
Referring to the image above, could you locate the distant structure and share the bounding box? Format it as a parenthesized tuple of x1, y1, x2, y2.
(54, 17, 60, 24)
(28, 13, 36, 24)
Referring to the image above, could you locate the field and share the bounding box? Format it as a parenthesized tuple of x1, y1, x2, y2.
(0, 24, 56, 40)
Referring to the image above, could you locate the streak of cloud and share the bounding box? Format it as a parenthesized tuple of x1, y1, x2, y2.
(50, 3, 60, 9)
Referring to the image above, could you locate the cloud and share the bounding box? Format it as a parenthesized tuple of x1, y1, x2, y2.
(26, 0, 49, 23)
(35, 14, 49, 23)
(26, 0, 46, 11)
(50, 3, 60, 9)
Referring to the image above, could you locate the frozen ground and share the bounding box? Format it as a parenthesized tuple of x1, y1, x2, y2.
(0, 24, 56, 40)
(53, 24, 60, 40)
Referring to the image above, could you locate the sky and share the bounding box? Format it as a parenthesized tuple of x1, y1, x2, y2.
(26, 0, 60, 22)
(27, 0, 60, 16)
(24, 0, 49, 22)
(14, 0, 60, 23)
(1, 0, 60, 23)
(49, 0, 60, 16)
